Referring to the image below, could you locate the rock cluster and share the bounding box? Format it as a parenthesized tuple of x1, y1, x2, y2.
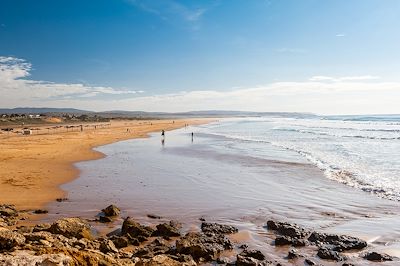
(265, 219, 393, 264)
(0, 204, 397, 266)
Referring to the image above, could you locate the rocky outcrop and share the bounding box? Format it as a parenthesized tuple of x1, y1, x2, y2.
(364, 251, 393, 261)
(308, 232, 367, 251)
(102, 205, 120, 217)
(152, 221, 181, 237)
(236, 249, 268, 266)
(317, 246, 344, 261)
(200, 222, 238, 235)
(121, 217, 154, 241)
(49, 218, 92, 239)
(266, 220, 308, 238)
(0, 251, 72, 266)
(176, 231, 233, 261)
(0, 227, 25, 250)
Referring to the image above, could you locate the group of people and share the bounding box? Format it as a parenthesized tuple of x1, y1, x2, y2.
(161, 129, 194, 145)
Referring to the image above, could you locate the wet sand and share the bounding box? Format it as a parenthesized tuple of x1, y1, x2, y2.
(0, 119, 211, 209)
(42, 124, 400, 264)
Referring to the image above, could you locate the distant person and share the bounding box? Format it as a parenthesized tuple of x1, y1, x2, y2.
(191, 132, 194, 142)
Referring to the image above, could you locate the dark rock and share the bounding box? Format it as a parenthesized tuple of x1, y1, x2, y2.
(236, 250, 268, 266)
(49, 217, 92, 239)
(239, 249, 265, 261)
(56, 197, 68, 202)
(364, 251, 393, 261)
(33, 209, 48, 214)
(0, 205, 17, 217)
(201, 222, 238, 235)
(342, 263, 355, 266)
(110, 236, 129, 248)
(305, 258, 316, 265)
(147, 214, 162, 219)
(274, 236, 292, 246)
(239, 244, 249, 249)
(292, 238, 308, 247)
(99, 216, 113, 223)
(102, 204, 120, 217)
(176, 232, 233, 261)
(100, 239, 119, 253)
(308, 232, 367, 251)
(317, 247, 344, 261)
(0, 228, 25, 250)
(274, 234, 307, 247)
(287, 248, 300, 259)
(266, 220, 308, 239)
(121, 217, 154, 240)
(133, 238, 172, 259)
(153, 221, 181, 237)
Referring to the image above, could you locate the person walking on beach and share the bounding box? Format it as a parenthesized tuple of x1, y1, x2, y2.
(191, 132, 194, 142)
(161, 130, 165, 145)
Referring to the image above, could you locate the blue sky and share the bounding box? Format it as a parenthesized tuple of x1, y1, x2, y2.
(1, 0, 400, 114)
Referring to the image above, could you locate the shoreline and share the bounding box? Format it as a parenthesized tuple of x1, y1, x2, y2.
(0, 118, 213, 210)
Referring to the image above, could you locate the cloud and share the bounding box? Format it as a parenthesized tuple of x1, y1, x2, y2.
(1, 56, 400, 115)
(309, 75, 380, 82)
(127, 0, 209, 23)
(336, 34, 346, 37)
(0, 56, 142, 104)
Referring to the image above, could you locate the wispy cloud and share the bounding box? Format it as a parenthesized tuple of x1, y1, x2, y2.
(0, 56, 142, 103)
(336, 34, 346, 37)
(127, 0, 210, 25)
(309, 75, 380, 82)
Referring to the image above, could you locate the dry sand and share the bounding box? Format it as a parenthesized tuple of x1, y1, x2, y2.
(0, 119, 211, 210)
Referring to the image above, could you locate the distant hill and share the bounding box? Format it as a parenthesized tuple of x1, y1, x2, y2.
(0, 107, 317, 119)
(0, 108, 92, 114)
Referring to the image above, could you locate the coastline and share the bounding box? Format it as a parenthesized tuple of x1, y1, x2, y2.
(0, 118, 213, 210)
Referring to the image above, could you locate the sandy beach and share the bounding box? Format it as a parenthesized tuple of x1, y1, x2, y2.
(0, 119, 211, 210)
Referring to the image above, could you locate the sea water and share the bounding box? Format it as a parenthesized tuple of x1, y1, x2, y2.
(199, 115, 400, 201)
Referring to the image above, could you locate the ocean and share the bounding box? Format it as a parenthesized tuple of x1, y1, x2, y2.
(198, 115, 400, 201)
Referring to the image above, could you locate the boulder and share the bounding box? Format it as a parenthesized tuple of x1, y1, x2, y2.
(308, 232, 367, 251)
(176, 232, 233, 261)
(200, 222, 238, 235)
(102, 205, 120, 217)
(110, 236, 129, 248)
(364, 251, 393, 261)
(288, 248, 300, 259)
(100, 239, 119, 254)
(317, 247, 344, 261)
(121, 217, 154, 239)
(153, 221, 181, 237)
(0, 228, 25, 250)
(236, 250, 268, 266)
(23, 231, 54, 243)
(99, 216, 113, 223)
(0, 205, 17, 217)
(266, 220, 308, 239)
(49, 218, 92, 239)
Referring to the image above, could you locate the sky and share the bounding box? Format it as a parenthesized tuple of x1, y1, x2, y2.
(1, 0, 400, 114)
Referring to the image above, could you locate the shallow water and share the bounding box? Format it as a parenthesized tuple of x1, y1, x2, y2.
(46, 118, 400, 263)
